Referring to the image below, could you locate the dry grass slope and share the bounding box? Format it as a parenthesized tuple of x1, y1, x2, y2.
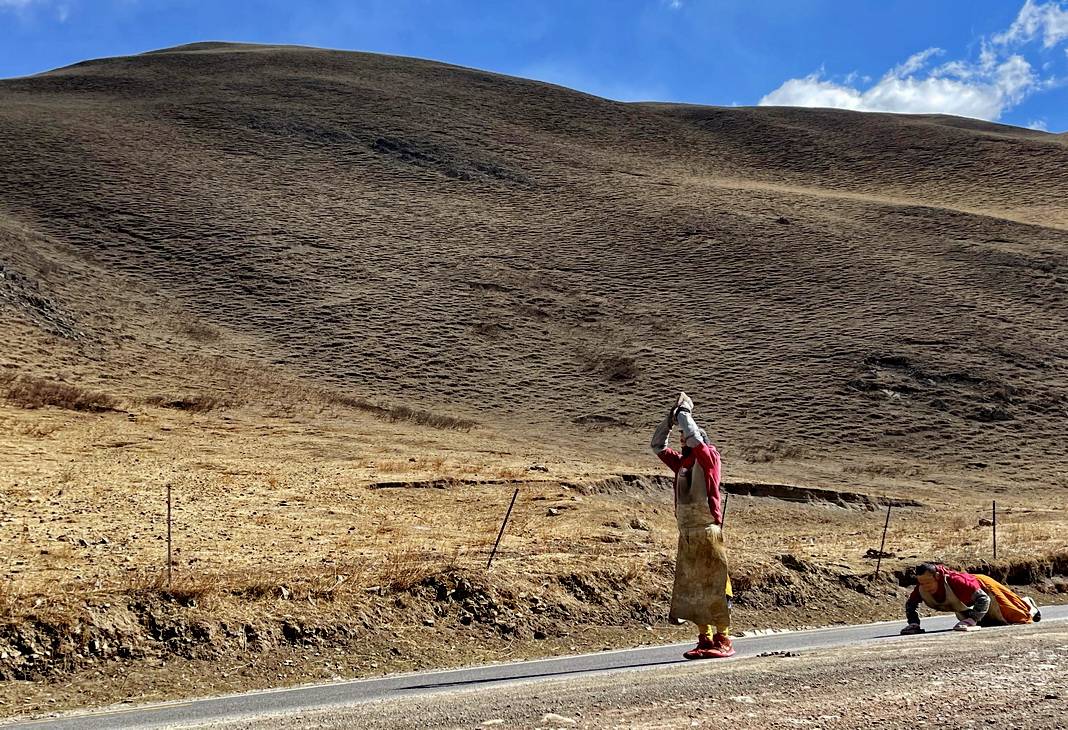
(0, 42, 1065, 485)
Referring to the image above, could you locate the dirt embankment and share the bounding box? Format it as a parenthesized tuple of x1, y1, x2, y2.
(584, 474, 923, 510)
(3, 550, 1066, 717)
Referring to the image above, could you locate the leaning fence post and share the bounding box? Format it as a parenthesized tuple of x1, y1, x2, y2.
(875, 501, 892, 578)
(166, 482, 173, 588)
(992, 500, 997, 560)
(487, 488, 520, 569)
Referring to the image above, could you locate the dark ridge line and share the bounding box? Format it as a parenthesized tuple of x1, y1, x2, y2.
(723, 480, 922, 510)
(368, 473, 923, 510)
(369, 477, 530, 490)
(588, 474, 922, 510)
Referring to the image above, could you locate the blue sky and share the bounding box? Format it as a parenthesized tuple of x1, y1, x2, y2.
(2, 1, 1067, 131)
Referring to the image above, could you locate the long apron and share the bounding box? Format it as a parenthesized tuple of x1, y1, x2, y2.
(669, 460, 730, 628)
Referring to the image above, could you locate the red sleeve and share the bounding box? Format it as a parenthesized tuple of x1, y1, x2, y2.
(692, 443, 723, 523)
(657, 448, 682, 473)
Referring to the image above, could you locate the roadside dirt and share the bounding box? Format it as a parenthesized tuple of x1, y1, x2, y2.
(209, 622, 1068, 729)
(3, 550, 1066, 720)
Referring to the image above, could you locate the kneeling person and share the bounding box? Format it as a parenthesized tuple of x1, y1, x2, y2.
(901, 563, 1041, 634)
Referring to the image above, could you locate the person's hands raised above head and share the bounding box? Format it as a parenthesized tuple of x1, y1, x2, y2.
(676, 392, 694, 413)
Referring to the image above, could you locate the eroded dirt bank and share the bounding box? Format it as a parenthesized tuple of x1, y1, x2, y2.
(3, 553, 1066, 719)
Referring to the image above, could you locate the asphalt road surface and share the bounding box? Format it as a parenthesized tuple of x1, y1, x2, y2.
(12, 605, 1066, 729)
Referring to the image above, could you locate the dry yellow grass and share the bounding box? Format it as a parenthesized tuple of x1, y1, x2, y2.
(2, 387, 1062, 606)
(2, 374, 120, 413)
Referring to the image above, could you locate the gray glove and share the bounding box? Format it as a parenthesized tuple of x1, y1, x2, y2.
(650, 407, 675, 454)
(675, 407, 703, 446)
(676, 391, 694, 413)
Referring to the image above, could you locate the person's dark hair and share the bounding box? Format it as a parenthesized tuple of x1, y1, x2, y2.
(916, 563, 939, 576)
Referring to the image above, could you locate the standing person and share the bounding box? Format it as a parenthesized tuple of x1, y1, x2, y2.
(900, 563, 1041, 634)
(650, 392, 734, 659)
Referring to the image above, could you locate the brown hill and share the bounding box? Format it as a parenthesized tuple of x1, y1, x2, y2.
(1, 41, 1067, 484)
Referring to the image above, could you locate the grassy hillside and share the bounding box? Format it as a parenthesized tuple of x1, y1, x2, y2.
(2, 42, 1066, 481)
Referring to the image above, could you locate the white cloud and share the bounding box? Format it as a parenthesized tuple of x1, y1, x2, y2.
(761, 50, 1036, 120)
(1028, 118, 1050, 129)
(994, 0, 1068, 48)
(759, 0, 1067, 121)
(887, 48, 944, 78)
(761, 74, 863, 110)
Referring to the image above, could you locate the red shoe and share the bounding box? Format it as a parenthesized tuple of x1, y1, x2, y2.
(710, 633, 735, 658)
(683, 634, 716, 660)
(683, 634, 735, 660)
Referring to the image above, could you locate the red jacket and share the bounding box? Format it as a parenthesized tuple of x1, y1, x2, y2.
(907, 566, 983, 608)
(657, 442, 723, 524)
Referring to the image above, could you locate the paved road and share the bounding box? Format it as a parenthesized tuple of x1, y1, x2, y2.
(12, 605, 1066, 729)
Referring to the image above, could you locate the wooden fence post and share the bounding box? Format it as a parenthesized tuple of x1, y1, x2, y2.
(487, 488, 520, 569)
(875, 502, 892, 578)
(992, 500, 997, 560)
(167, 482, 173, 588)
